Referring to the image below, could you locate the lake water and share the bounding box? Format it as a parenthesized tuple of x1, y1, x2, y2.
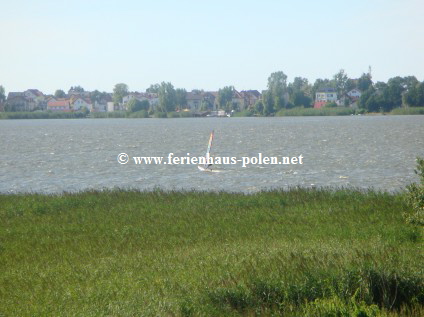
(0, 116, 423, 193)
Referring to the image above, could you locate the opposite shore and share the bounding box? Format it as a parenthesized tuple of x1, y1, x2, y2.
(1, 106, 423, 119)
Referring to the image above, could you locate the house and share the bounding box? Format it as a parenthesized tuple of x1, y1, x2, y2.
(240, 90, 261, 109)
(185, 91, 218, 111)
(25, 89, 47, 110)
(24, 89, 44, 100)
(92, 94, 112, 112)
(122, 92, 159, 111)
(47, 99, 71, 112)
(6, 93, 29, 111)
(314, 88, 337, 109)
(5, 90, 45, 111)
(186, 91, 204, 111)
(70, 97, 92, 111)
(347, 88, 361, 100)
(230, 90, 245, 111)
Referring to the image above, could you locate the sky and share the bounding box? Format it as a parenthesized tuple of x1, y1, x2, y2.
(1, 0, 423, 94)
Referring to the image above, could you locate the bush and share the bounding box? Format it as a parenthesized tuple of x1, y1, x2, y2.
(179, 111, 193, 118)
(128, 110, 149, 118)
(154, 112, 167, 118)
(325, 102, 338, 108)
(405, 157, 424, 225)
(127, 99, 149, 112)
(233, 110, 254, 117)
(167, 111, 180, 118)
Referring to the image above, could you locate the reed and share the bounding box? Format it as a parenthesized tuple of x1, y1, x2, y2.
(276, 107, 356, 116)
(390, 107, 424, 115)
(0, 188, 422, 316)
(0, 111, 86, 119)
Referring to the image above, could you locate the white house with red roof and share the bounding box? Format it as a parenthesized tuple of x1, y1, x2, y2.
(70, 97, 92, 111)
(47, 99, 71, 112)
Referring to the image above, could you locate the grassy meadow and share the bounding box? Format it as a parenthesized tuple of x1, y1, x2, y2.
(0, 188, 423, 316)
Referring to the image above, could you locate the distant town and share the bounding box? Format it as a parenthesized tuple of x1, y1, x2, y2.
(1, 69, 423, 117)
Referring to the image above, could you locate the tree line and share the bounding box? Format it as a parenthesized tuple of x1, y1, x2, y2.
(1, 69, 424, 115)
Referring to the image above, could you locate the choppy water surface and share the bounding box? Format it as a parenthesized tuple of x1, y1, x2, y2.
(1, 116, 423, 193)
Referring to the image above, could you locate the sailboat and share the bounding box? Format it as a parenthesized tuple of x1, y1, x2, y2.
(198, 130, 215, 172)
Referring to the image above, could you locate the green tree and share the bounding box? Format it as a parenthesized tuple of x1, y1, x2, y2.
(70, 85, 84, 93)
(200, 100, 212, 111)
(217, 86, 234, 112)
(266, 71, 288, 112)
(54, 89, 66, 98)
(404, 82, 424, 107)
(288, 77, 312, 106)
(113, 83, 129, 104)
(175, 88, 187, 110)
(253, 100, 264, 115)
(89, 90, 102, 105)
(146, 84, 160, 94)
(292, 91, 312, 108)
(262, 90, 274, 116)
(0, 85, 5, 104)
(333, 69, 349, 97)
(385, 77, 407, 110)
(158, 82, 176, 113)
(127, 98, 149, 112)
(358, 86, 375, 110)
(288, 77, 312, 105)
(357, 73, 373, 91)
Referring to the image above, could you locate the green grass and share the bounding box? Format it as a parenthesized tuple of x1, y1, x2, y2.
(0, 111, 87, 119)
(276, 107, 356, 116)
(390, 107, 424, 115)
(0, 188, 423, 316)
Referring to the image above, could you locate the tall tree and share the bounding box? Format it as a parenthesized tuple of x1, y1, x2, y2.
(175, 88, 187, 110)
(288, 77, 312, 107)
(333, 69, 349, 97)
(70, 85, 84, 93)
(54, 89, 66, 98)
(127, 98, 149, 112)
(404, 82, 424, 107)
(89, 90, 101, 105)
(158, 82, 176, 112)
(262, 90, 274, 116)
(146, 84, 160, 94)
(357, 72, 373, 91)
(266, 71, 288, 112)
(217, 86, 234, 112)
(113, 83, 129, 104)
(0, 85, 5, 103)
(292, 91, 312, 108)
(386, 76, 406, 110)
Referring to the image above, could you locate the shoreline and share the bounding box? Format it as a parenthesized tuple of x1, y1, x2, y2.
(0, 109, 423, 119)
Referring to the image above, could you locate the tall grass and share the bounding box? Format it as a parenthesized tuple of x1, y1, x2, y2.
(390, 107, 424, 115)
(0, 188, 422, 316)
(90, 111, 127, 118)
(276, 106, 356, 116)
(0, 111, 86, 119)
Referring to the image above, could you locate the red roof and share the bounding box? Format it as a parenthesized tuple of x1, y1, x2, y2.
(48, 100, 70, 107)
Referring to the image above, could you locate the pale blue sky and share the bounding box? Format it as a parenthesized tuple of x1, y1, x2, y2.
(1, 0, 423, 94)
